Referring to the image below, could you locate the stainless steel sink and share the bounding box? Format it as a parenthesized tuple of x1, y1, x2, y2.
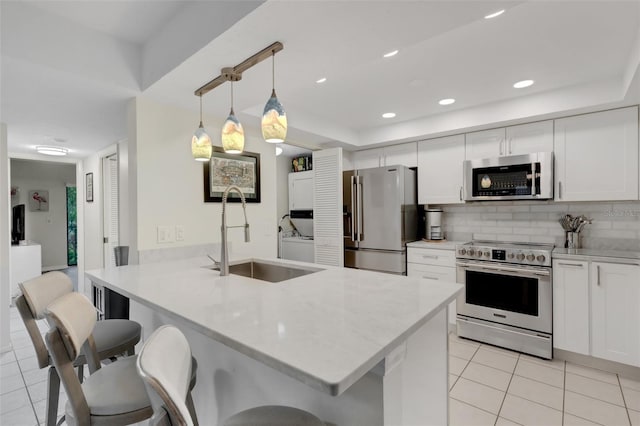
(213, 261, 322, 283)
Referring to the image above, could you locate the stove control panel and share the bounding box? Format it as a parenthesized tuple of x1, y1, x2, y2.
(456, 242, 552, 267)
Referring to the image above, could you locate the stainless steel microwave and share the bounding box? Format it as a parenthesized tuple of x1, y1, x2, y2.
(464, 152, 553, 201)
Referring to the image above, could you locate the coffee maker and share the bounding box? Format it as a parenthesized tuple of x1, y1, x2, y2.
(425, 208, 443, 240)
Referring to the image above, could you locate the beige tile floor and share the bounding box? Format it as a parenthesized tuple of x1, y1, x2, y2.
(2, 304, 639, 425)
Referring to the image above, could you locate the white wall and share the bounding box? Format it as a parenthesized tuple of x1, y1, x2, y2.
(10, 159, 76, 270)
(1, 123, 11, 352)
(131, 97, 277, 258)
(276, 155, 291, 222)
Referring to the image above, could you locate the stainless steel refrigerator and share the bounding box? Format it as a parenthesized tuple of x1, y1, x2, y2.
(343, 165, 417, 274)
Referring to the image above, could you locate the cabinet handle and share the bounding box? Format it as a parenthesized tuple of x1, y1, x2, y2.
(459, 186, 463, 201)
(422, 275, 439, 280)
(557, 262, 584, 268)
(596, 265, 601, 286)
(558, 181, 562, 199)
(422, 255, 438, 259)
(499, 140, 504, 155)
(508, 137, 513, 154)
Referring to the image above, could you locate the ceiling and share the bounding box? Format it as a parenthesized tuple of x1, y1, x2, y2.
(2, 1, 639, 159)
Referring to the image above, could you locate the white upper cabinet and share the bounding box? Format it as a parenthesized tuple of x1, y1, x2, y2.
(352, 143, 417, 169)
(465, 121, 553, 160)
(288, 170, 314, 211)
(418, 135, 465, 205)
(505, 121, 554, 155)
(590, 262, 640, 367)
(552, 259, 590, 355)
(554, 107, 639, 202)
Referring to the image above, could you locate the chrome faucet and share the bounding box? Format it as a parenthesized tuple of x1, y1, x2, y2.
(220, 185, 250, 276)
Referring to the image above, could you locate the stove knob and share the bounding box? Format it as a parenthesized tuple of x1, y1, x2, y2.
(507, 252, 515, 259)
(536, 254, 546, 262)
(458, 248, 467, 256)
(476, 251, 484, 257)
(526, 254, 535, 261)
(516, 253, 525, 261)
(483, 251, 490, 258)
(468, 249, 475, 256)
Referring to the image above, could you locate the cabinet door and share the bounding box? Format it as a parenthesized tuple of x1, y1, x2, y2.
(591, 262, 640, 367)
(353, 148, 383, 170)
(407, 261, 457, 325)
(289, 171, 314, 210)
(465, 128, 506, 159)
(506, 120, 553, 156)
(417, 135, 465, 204)
(552, 260, 590, 355)
(383, 142, 417, 168)
(554, 107, 639, 202)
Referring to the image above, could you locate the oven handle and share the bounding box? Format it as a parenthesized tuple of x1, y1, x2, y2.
(456, 261, 550, 277)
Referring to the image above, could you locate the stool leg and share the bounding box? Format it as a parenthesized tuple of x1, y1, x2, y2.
(76, 364, 84, 383)
(46, 367, 60, 426)
(127, 346, 135, 356)
(186, 392, 199, 426)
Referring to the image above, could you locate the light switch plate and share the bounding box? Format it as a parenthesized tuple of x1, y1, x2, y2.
(175, 225, 184, 241)
(157, 225, 174, 243)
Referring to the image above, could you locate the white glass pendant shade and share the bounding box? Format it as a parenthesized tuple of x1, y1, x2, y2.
(192, 122, 212, 161)
(261, 89, 287, 143)
(221, 108, 245, 154)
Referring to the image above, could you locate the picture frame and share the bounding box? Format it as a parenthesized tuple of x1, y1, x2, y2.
(86, 173, 94, 202)
(203, 147, 261, 203)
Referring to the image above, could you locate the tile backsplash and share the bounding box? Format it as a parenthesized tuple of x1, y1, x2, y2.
(433, 200, 640, 251)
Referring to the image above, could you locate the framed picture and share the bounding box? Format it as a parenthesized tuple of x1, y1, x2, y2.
(28, 190, 49, 211)
(204, 147, 261, 203)
(86, 173, 94, 202)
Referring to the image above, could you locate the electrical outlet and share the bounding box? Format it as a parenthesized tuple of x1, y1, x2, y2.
(175, 225, 185, 241)
(157, 226, 168, 243)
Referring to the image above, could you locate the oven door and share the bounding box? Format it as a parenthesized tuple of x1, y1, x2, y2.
(456, 260, 552, 334)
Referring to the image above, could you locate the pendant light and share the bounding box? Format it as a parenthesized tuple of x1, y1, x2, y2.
(191, 95, 212, 161)
(261, 53, 287, 143)
(221, 81, 245, 154)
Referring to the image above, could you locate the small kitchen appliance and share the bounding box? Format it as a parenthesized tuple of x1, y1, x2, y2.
(455, 240, 554, 359)
(425, 208, 444, 240)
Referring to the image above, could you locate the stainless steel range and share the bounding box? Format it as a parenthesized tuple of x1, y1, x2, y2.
(455, 241, 554, 359)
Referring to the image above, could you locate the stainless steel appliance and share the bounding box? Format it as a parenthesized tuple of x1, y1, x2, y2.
(464, 152, 553, 201)
(425, 208, 443, 240)
(343, 166, 417, 274)
(455, 241, 554, 359)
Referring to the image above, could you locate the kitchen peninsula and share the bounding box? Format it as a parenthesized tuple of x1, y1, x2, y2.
(86, 257, 462, 425)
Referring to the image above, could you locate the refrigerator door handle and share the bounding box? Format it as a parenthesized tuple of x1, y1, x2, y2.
(350, 175, 356, 242)
(357, 176, 364, 241)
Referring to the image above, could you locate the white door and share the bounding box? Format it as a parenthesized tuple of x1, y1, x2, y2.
(465, 128, 505, 159)
(554, 107, 639, 201)
(289, 171, 314, 210)
(417, 135, 465, 204)
(505, 120, 553, 156)
(552, 260, 590, 355)
(313, 148, 344, 267)
(383, 142, 417, 168)
(353, 148, 383, 169)
(102, 154, 119, 267)
(591, 262, 640, 366)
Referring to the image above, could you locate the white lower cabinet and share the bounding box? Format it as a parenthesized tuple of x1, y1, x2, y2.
(552, 260, 590, 355)
(407, 246, 457, 325)
(590, 262, 640, 367)
(553, 258, 640, 367)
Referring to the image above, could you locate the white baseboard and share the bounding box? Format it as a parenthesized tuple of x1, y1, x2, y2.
(41, 265, 69, 272)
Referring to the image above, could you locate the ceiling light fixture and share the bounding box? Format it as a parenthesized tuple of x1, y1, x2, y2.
(439, 98, 456, 105)
(484, 9, 505, 19)
(36, 146, 68, 156)
(316, 77, 327, 84)
(383, 50, 399, 58)
(221, 79, 244, 154)
(192, 42, 284, 158)
(382, 112, 396, 118)
(513, 79, 534, 89)
(261, 52, 287, 143)
(275, 146, 283, 156)
(191, 94, 212, 161)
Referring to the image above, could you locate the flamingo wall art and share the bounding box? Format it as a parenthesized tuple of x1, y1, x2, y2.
(28, 190, 49, 212)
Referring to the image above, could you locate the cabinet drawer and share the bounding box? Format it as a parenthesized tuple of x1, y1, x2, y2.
(407, 248, 455, 267)
(407, 263, 456, 282)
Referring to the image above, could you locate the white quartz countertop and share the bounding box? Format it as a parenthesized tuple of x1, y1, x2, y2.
(552, 248, 640, 264)
(407, 240, 463, 250)
(86, 257, 461, 396)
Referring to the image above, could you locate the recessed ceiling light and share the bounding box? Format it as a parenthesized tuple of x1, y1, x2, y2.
(383, 50, 399, 58)
(484, 9, 505, 19)
(316, 77, 327, 84)
(382, 112, 396, 118)
(439, 98, 456, 106)
(36, 146, 68, 156)
(513, 79, 534, 89)
(275, 146, 283, 156)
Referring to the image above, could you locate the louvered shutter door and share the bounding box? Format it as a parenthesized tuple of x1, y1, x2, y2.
(313, 148, 344, 267)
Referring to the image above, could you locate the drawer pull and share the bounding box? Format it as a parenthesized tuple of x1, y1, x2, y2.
(422, 275, 439, 280)
(557, 262, 584, 268)
(422, 255, 438, 259)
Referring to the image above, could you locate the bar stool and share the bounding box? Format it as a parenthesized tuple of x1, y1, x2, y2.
(137, 325, 326, 426)
(44, 292, 152, 425)
(17, 271, 141, 426)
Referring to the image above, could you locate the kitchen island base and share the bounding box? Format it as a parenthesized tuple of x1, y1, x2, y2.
(131, 301, 449, 426)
